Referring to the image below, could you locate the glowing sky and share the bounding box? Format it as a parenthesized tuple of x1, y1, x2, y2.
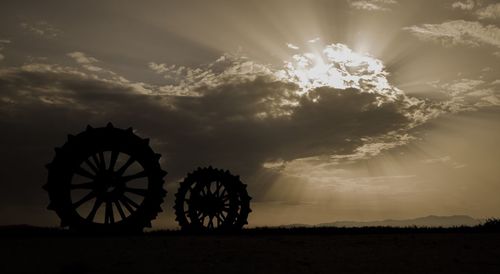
(1, 0, 500, 227)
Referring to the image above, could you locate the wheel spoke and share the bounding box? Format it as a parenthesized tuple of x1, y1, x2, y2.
(121, 170, 148, 183)
(200, 186, 207, 196)
(108, 150, 119, 171)
(119, 197, 134, 214)
(116, 157, 135, 176)
(98, 151, 106, 171)
(215, 181, 222, 196)
(74, 167, 95, 179)
(84, 159, 99, 174)
(91, 154, 100, 170)
(208, 216, 214, 229)
(221, 187, 228, 196)
(220, 212, 226, 221)
(73, 191, 97, 208)
(198, 211, 207, 222)
(221, 205, 231, 213)
(120, 196, 140, 211)
(114, 201, 127, 220)
(215, 214, 224, 226)
(86, 197, 103, 221)
(70, 182, 95, 190)
(215, 214, 222, 227)
(105, 201, 114, 224)
(124, 187, 148, 196)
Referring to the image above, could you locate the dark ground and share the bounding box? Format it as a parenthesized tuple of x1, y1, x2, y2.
(2, 227, 500, 274)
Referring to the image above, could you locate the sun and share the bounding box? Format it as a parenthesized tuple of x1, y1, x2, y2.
(276, 43, 402, 100)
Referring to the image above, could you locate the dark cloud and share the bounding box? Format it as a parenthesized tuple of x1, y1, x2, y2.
(0, 60, 415, 224)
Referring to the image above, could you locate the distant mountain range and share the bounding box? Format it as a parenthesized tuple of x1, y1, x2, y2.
(284, 215, 484, 228)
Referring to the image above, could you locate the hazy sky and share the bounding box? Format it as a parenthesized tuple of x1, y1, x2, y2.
(1, 0, 500, 228)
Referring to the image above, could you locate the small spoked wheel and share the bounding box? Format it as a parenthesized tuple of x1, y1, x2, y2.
(174, 167, 251, 231)
(44, 123, 167, 233)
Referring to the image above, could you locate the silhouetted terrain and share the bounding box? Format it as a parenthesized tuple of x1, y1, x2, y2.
(275, 215, 483, 228)
(318, 215, 482, 228)
(2, 222, 500, 274)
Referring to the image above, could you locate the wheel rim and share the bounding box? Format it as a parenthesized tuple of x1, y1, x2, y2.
(188, 179, 237, 229)
(70, 150, 150, 224)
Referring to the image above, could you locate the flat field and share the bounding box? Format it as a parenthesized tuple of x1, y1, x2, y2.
(2, 229, 500, 274)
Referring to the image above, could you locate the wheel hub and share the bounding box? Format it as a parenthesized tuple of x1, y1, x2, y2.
(199, 195, 224, 215)
(95, 171, 123, 197)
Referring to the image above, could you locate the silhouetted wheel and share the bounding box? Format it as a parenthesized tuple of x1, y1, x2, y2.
(174, 167, 251, 231)
(43, 123, 167, 233)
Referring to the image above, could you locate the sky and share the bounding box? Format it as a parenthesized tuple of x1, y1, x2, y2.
(0, 0, 500, 228)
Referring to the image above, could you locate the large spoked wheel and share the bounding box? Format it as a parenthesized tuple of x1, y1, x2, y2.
(44, 123, 167, 233)
(174, 167, 251, 231)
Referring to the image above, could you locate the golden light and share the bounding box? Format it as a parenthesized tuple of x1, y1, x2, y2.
(276, 43, 402, 100)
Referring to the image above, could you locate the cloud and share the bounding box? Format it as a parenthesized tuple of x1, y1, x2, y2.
(149, 53, 274, 96)
(269, 133, 415, 171)
(476, 3, 500, 20)
(452, 0, 475, 10)
(308, 37, 321, 43)
(2, 43, 494, 212)
(67, 52, 103, 72)
(404, 20, 500, 52)
(276, 44, 401, 100)
(66, 52, 154, 95)
(450, 1, 500, 20)
(0, 39, 10, 61)
(20, 21, 61, 38)
(286, 43, 300, 50)
(348, 0, 397, 11)
(428, 78, 500, 111)
(148, 62, 173, 74)
(0, 47, 436, 209)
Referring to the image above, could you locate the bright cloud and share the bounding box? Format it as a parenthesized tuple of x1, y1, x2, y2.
(276, 43, 401, 100)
